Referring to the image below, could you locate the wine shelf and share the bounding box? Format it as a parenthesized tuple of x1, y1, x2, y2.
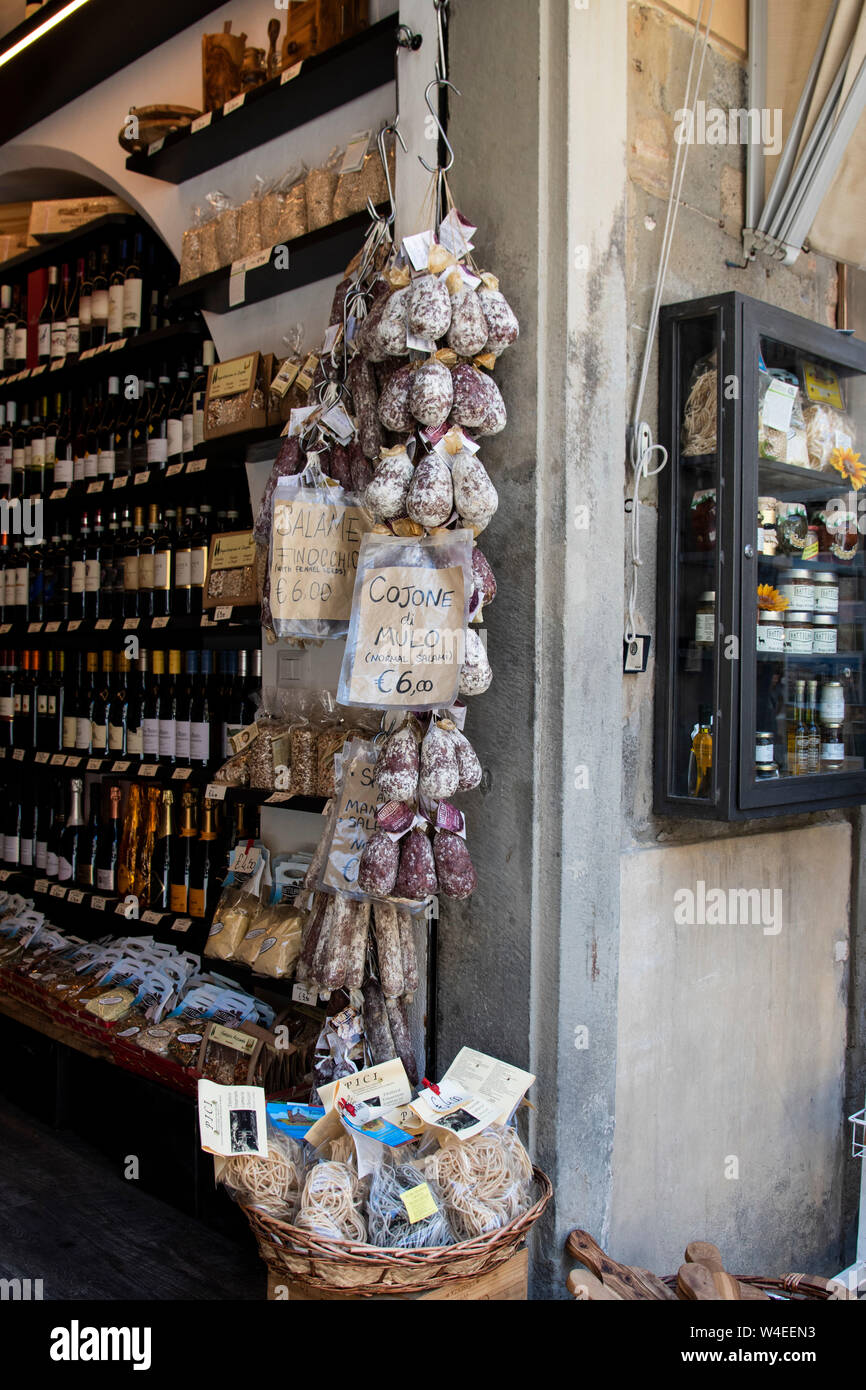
(0, 320, 205, 399)
(124, 15, 400, 185)
(0, 610, 261, 649)
(164, 210, 382, 315)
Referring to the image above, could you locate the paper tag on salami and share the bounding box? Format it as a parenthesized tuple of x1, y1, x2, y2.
(376, 801, 416, 835)
(435, 801, 465, 836)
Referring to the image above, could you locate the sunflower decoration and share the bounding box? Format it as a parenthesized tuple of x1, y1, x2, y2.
(757, 584, 789, 612)
(828, 445, 866, 490)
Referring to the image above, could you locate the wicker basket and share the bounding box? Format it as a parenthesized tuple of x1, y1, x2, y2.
(244, 1167, 552, 1297)
(663, 1271, 844, 1301)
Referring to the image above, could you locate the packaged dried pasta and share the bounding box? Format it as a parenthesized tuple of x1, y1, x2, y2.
(757, 366, 808, 466)
(217, 1123, 305, 1219)
(681, 352, 717, 456)
(802, 402, 858, 472)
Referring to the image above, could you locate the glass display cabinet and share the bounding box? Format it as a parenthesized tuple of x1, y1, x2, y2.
(656, 291, 866, 819)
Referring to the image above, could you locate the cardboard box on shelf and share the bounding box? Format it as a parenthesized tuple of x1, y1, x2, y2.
(28, 196, 134, 240)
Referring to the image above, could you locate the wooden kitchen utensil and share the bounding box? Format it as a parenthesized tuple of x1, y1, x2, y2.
(566, 1230, 677, 1301)
(677, 1262, 719, 1300)
(685, 1241, 770, 1301)
(567, 1269, 624, 1301)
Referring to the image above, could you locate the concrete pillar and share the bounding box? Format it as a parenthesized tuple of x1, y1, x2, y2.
(446, 0, 628, 1296)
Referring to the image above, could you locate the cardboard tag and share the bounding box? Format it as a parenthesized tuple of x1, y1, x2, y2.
(271, 494, 367, 623)
(340, 130, 372, 175)
(281, 60, 303, 83)
(191, 111, 212, 133)
(223, 93, 245, 115)
(401, 1182, 439, 1224)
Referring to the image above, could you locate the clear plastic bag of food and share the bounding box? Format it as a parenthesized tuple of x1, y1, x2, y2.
(296, 1154, 367, 1242)
(305, 147, 343, 232)
(218, 1123, 306, 1220)
(261, 164, 308, 246)
(236, 174, 266, 260)
(758, 366, 808, 466)
(367, 1158, 456, 1248)
(333, 130, 395, 222)
(426, 1124, 534, 1241)
(681, 351, 717, 456)
(802, 401, 858, 472)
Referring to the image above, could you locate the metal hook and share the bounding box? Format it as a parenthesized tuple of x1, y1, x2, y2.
(418, 78, 459, 174)
(366, 121, 407, 226)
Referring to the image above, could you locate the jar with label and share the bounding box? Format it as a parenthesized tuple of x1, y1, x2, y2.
(757, 497, 776, 555)
(812, 572, 839, 613)
(819, 680, 845, 725)
(757, 610, 785, 653)
(779, 569, 814, 611)
(811, 614, 837, 654)
(755, 731, 778, 779)
(777, 503, 808, 555)
(694, 592, 715, 647)
(820, 723, 845, 772)
(784, 611, 813, 654)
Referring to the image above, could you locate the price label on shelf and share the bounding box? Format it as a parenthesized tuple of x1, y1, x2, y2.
(95, 619, 112, 630)
(115, 901, 129, 916)
(86, 758, 103, 771)
(67, 890, 84, 904)
(34, 879, 48, 895)
(50, 885, 67, 899)
(112, 476, 128, 490)
(191, 111, 212, 134)
(152, 616, 169, 629)
(141, 910, 164, 925)
(148, 137, 165, 154)
(172, 767, 192, 780)
(200, 616, 215, 628)
(50, 754, 66, 766)
(187, 458, 207, 473)
(292, 983, 317, 1005)
(134, 471, 150, 486)
(0, 624, 9, 635)
(166, 462, 184, 478)
(68, 620, 81, 631)
(49, 359, 64, 371)
(228, 248, 271, 307)
(12, 749, 25, 761)
(27, 622, 43, 633)
(281, 60, 303, 84)
(266, 792, 293, 804)
(65, 756, 82, 767)
(34, 752, 49, 764)
(172, 917, 192, 934)
(123, 618, 140, 630)
(78, 349, 95, 361)
(112, 761, 130, 774)
(139, 764, 159, 778)
(223, 92, 245, 115)
(205, 783, 226, 801)
(0, 870, 10, 883)
(45, 621, 60, 632)
(92, 896, 106, 912)
(87, 481, 104, 494)
(213, 606, 233, 621)
(49, 488, 68, 500)
(111, 338, 127, 352)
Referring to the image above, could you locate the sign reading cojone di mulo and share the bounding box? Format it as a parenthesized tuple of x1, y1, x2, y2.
(339, 562, 467, 708)
(271, 492, 367, 621)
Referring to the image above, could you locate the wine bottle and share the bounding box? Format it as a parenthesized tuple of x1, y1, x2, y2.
(175, 649, 193, 764)
(130, 374, 151, 471)
(3, 768, 21, 868)
(190, 503, 210, 616)
(38, 267, 56, 363)
(174, 505, 192, 616)
(54, 396, 73, 488)
(151, 787, 175, 911)
(84, 508, 104, 620)
(91, 244, 110, 347)
(70, 512, 88, 620)
(137, 503, 158, 618)
(83, 382, 101, 481)
(147, 367, 170, 470)
(57, 776, 84, 883)
(170, 788, 198, 913)
(108, 653, 129, 755)
(77, 782, 102, 887)
(65, 260, 82, 364)
(13, 649, 34, 749)
(58, 514, 73, 620)
(95, 783, 122, 894)
(126, 649, 146, 759)
(192, 342, 216, 448)
(19, 777, 36, 872)
(108, 240, 127, 342)
(0, 284, 11, 371)
(43, 778, 64, 878)
(117, 781, 143, 898)
(190, 649, 212, 766)
(136, 785, 162, 908)
(50, 264, 68, 362)
(11, 401, 26, 499)
(142, 648, 163, 763)
(97, 377, 119, 478)
(123, 504, 144, 617)
(78, 251, 95, 355)
(0, 652, 13, 748)
(90, 649, 112, 756)
(189, 796, 219, 919)
(153, 505, 175, 618)
(158, 649, 180, 765)
(13, 286, 28, 367)
(167, 361, 189, 462)
(28, 396, 46, 497)
(44, 392, 60, 489)
(76, 650, 98, 755)
(62, 652, 80, 752)
(0, 404, 11, 499)
(123, 232, 144, 336)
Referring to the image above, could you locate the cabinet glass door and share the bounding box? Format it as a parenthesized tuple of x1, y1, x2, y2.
(743, 331, 865, 806)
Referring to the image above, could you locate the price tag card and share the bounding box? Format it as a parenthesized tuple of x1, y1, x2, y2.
(78, 349, 95, 361)
(141, 910, 164, 925)
(67, 890, 84, 904)
(87, 480, 104, 493)
(68, 620, 81, 631)
(151, 616, 169, 629)
(0, 870, 10, 882)
(223, 92, 245, 115)
(50, 885, 67, 899)
(49, 489, 68, 501)
(166, 462, 184, 478)
(134, 470, 150, 485)
(86, 758, 103, 771)
(281, 60, 303, 83)
(205, 783, 226, 800)
(51, 754, 66, 766)
(27, 622, 42, 633)
(49, 359, 64, 371)
(172, 767, 192, 780)
(31, 364, 47, 376)
(123, 618, 140, 630)
(115, 901, 129, 916)
(139, 764, 159, 778)
(34, 879, 49, 894)
(0, 624, 9, 634)
(65, 756, 82, 766)
(112, 476, 128, 489)
(401, 1183, 439, 1225)
(213, 606, 233, 621)
(45, 621, 61, 632)
(111, 338, 127, 352)
(148, 137, 165, 155)
(187, 458, 207, 473)
(92, 896, 106, 912)
(191, 111, 212, 133)
(292, 982, 317, 1005)
(172, 917, 192, 934)
(12, 748, 25, 761)
(200, 616, 215, 628)
(95, 618, 112, 630)
(266, 792, 293, 804)
(112, 761, 130, 773)
(34, 752, 49, 764)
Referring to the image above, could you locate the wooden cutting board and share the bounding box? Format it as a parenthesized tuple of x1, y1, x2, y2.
(566, 1230, 677, 1301)
(686, 1241, 770, 1301)
(567, 1269, 624, 1301)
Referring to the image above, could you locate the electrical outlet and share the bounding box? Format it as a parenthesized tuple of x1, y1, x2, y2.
(623, 635, 650, 673)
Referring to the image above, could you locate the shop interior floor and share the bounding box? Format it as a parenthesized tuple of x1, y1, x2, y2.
(0, 1098, 263, 1300)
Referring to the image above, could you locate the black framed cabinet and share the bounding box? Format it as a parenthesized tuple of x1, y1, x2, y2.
(656, 291, 866, 819)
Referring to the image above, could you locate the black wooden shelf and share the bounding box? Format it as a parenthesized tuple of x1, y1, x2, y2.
(165, 210, 379, 314)
(0, 320, 204, 399)
(0, 610, 261, 648)
(756, 457, 852, 500)
(124, 15, 400, 185)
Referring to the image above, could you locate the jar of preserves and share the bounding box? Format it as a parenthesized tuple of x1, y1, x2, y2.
(757, 610, 785, 653)
(784, 611, 813, 654)
(755, 731, 778, 780)
(820, 723, 845, 772)
(812, 572, 839, 613)
(780, 568, 815, 611)
(695, 592, 715, 646)
(811, 614, 838, 654)
(819, 680, 845, 724)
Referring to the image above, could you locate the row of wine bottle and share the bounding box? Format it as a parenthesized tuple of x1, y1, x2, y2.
(0, 233, 179, 376)
(0, 499, 249, 623)
(3, 772, 259, 918)
(0, 647, 261, 763)
(0, 348, 216, 498)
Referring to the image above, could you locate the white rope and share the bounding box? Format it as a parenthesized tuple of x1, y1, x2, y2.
(625, 0, 716, 644)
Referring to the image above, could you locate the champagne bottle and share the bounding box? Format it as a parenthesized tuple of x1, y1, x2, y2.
(95, 783, 122, 894)
(57, 777, 84, 882)
(117, 781, 143, 897)
(189, 796, 219, 919)
(170, 788, 198, 913)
